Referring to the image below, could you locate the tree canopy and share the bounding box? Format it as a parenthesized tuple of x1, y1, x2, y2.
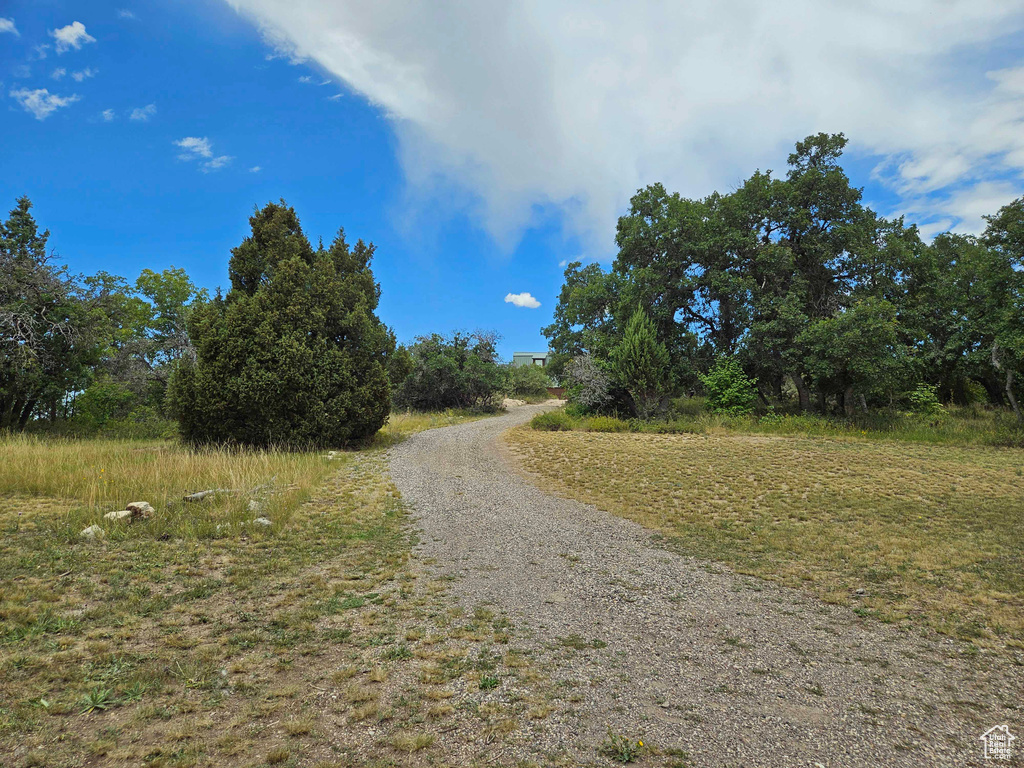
(545, 134, 1024, 421)
(168, 201, 395, 446)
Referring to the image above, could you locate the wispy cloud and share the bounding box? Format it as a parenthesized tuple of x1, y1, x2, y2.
(10, 88, 80, 120)
(0, 17, 18, 36)
(228, 1, 1024, 251)
(117, 10, 137, 20)
(101, 108, 115, 122)
(31, 44, 50, 61)
(174, 136, 233, 172)
(50, 21, 96, 54)
(129, 103, 156, 121)
(51, 68, 67, 80)
(71, 67, 96, 82)
(504, 292, 541, 309)
(249, 165, 262, 173)
(298, 75, 313, 83)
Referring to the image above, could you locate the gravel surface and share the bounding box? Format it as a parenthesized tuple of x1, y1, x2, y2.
(389, 403, 1024, 767)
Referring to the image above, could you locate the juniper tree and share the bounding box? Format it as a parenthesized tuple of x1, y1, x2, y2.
(169, 201, 394, 446)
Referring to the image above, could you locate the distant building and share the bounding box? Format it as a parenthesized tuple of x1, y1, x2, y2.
(512, 351, 549, 368)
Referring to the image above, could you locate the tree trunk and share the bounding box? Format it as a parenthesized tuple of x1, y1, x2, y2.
(816, 388, 827, 414)
(1006, 369, 1022, 424)
(991, 344, 1022, 422)
(843, 386, 856, 417)
(791, 373, 810, 413)
(978, 377, 1006, 406)
(17, 398, 37, 431)
(859, 393, 868, 414)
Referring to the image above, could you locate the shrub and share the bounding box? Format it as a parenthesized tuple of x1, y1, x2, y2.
(504, 363, 552, 398)
(530, 411, 575, 431)
(582, 415, 630, 432)
(394, 331, 503, 411)
(699, 359, 758, 416)
(610, 309, 670, 419)
(907, 383, 945, 415)
(562, 355, 612, 413)
(670, 396, 706, 418)
(168, 201, 393, 447)
(72, 379, 140, 429)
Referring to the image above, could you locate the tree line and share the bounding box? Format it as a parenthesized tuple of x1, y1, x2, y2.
(1, 198, 549, 443)
(544, 134, 1023, 422)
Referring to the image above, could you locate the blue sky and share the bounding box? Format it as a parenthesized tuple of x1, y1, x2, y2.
(3, 1, 1024, 358)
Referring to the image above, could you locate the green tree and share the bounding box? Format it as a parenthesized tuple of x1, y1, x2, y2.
(0, 197, 109, 429)
(394, 331, 503, 411)
(504, 362, 552, 399)
(169, 201, 394, 446)
(798, 298, 907, 414)
(699, 359, 758, 416)
(981, 198, 1024, 422)
(610, 309, 671, 419)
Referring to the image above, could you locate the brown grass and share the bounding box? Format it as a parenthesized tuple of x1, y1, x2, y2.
(505, 428, 1024, 647)
(0, 409, 564, 767)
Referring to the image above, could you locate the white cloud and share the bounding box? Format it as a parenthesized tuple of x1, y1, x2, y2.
(298, 75, 313, 83)
(50, 21, 96, 54)
(101, 108, 115, 122)
(504, 292, 541, 309)
(250, 165, 262, 172)
(71, 67, 97, 82)
(174, 136, 233, 172)
(10, 88, 80, 120)
(118, 10, 137, 20)
(32, 44, 50, 61)
(0, 18, 18, 36)
(129, 103, 156, 121)
(226, 1, 1024, 252)
(51, 68, 67, 80)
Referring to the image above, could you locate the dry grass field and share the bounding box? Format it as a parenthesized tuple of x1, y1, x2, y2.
(0, 410, 562, 768)
(505, 427, 1024, 649)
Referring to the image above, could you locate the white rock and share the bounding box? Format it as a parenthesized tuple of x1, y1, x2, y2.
(252, 517, 272, 527)
(247, 499, 261, 512)
(104, 510, 133, 521)
(80, 524, 105, 540)
(125, 501, 154, 519)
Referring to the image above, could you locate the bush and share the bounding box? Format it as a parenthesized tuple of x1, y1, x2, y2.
(582, 416, 630, 432)
(669, 396, 706, 418)
(394, 331, 503, 411)
(504, 363, 552, 399)
(530, 411, 576, 431)
(562, 355, 612, 413)
(168, 201, 393, 447)
(699, 359, 758, 416)
(73, 380, 140, 429)
(907, 383, 945, 415)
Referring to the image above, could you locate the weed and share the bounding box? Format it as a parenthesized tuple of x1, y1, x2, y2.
(598, 728, 645, 763)
(79, 687, 116, 714)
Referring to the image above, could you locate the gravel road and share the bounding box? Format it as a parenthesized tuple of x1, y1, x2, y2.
(389, 403, 1023, 767)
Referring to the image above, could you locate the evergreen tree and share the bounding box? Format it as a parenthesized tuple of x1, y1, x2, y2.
(169, 201, 394, 446)
(611, 309, 670, 418)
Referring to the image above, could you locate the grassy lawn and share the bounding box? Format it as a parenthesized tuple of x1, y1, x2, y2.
(505, 427, 1024, 649)
(0, 409, 553, 768)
